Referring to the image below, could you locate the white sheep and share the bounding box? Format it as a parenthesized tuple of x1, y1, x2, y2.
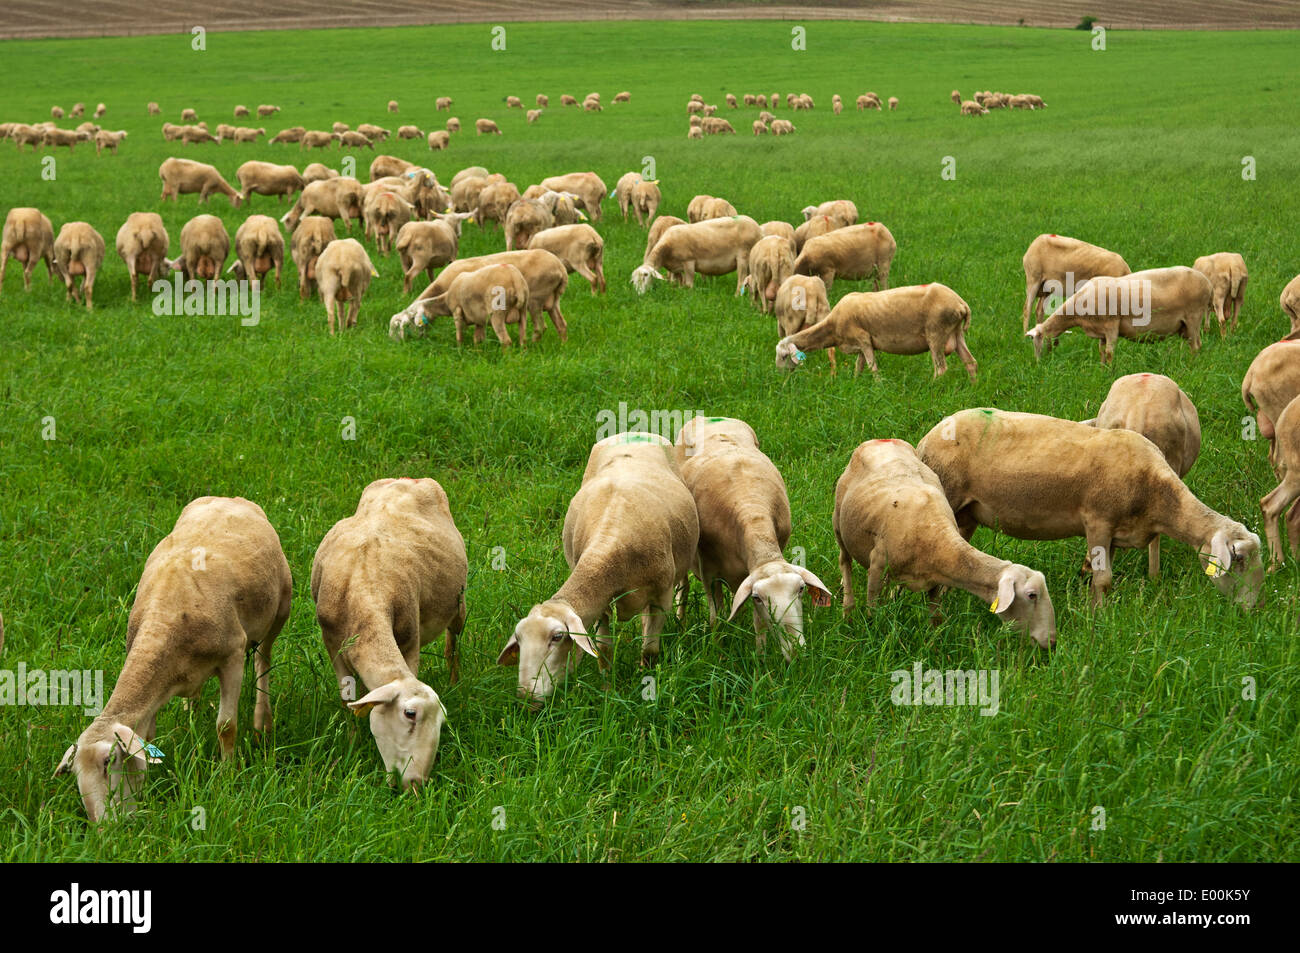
(317, 238, 378, 333)
(52, 221, 106, 309)
(115, 212, 170, 301)
(1192, 252, 1248, 336)
(633, 215, 762, 294)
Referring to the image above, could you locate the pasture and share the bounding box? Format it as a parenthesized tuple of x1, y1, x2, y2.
(1, 19, 1298, 861)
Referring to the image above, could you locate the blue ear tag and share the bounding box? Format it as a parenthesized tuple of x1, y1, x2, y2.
(794, 350, 807, 363)
(415, 312, 427, 328)
(144, 744, 165, 759)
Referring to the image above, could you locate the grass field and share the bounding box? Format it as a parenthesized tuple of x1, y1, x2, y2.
(1, 20, 1298, 862)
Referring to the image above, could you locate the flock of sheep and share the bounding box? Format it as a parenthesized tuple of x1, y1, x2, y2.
(6, 90, 1300, 824)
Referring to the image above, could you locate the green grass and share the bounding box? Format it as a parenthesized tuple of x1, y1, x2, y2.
(1, 19, 1298, 861)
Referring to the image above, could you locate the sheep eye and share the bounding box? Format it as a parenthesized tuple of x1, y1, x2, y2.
(1028, 591, 1038, 601)
(550, 631, 565, 643)
(403, 709, 417, 721)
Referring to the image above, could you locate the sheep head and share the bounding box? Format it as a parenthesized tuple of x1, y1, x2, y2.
(55, 722, 162, 823)
(498, 600, 599, 705)
(1200, 526, 1264, 609)
(727, 561, 832, 661)
(990, 565, 1056, 649)
(348, 677, 446, 789)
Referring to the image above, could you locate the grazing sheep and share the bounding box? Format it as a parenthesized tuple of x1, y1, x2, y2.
(917, 409, 1265, 607)
(1192, 252, 1248, 336)
(446, 117, 460, 132)
(539, 172, 607, 222)
(770, 118, 795, 135)
(1022, 233, 1131, 331)
(701, 116, 736, 135)
(159, 156, 243, 206)
(1084, 373, 1201, 578)
(55, 497, 291, 822)
(43, 127, 93, 150)
(436, 97, 453, 111)
(505, 96, 523, 109)
(179, 124, 218, 145)
(368, 155, 414, 181)
(302, 162, 338, 183)
(234, 105, 250, 117)
(687, 126, 703, 140)
(387, 100, 399, 113)
(504, 198, 555, 252)
(537, 94, 549, 107)
(399, 249, 570, 342)
(761, 220, 796, 244)
(451, 165, 490, 188)
(311, 478, 462, 787)
(281, 176, 365, 231)
(257, 104, 281, 117)
(1026, 266, 1212, 364)
(236, 160, 305, 204)
(94, 129, 128, 154)
(528, 223, 606, 295)
(421, 130, 448, 152)
(526, 109, 542, 124)
(687, 195, 738, 222)
(727, 94, 739, 109)
(674, 417, 831, 660)
(363, 189, 414, 255)
(290, 216, 336, 300)
(643, 215, 686, 263)
(746, 234, 796, 313)
(432, 263, 531, 347)
(834, 438, 1056, 647)
(1242, 340, 1300, 475)
(229, 214, 285, 286)
(270, 126, 306, 144)
(793, 215, 839, 253)
(51, 106, 64, 119)
(633, 215, 763, 294)
(166, 214, 230, 282)
(951, 89, 961, 104)
(774, 275, 833, 370)
(1282, 274, 1300, 336)
(316, 238, 378, 334)
(832, 94, 843, 115)
(357, 123, 390, 141)
(395, 216, 463, 295)
(960, 100, 988, 116)
(1259, 397, 1300, 568)
(397, 124, 423, 139)
(560, 95, 577, 106)
(450, 175, 490, 214)
(71, 102, 85, 117)
(300, 130, 341, 150)
(339, 131, 373, 149)
(614, 91, 631, 103)
(801, 199, 857, 228)
(889, 96, 899, 110)
(777, 283, 976, 381)
(475, 118, 502, 136)
(614, 171, 641, 220)
(333, 122, 352, 134)
(0, 207, 57, 295)
(94, 103, 107, 118)
(752, 120, 767, 136)
(147, 101, 161, 115)
(498, 432, 698, 703)
(631, 179, 661, 227)
(181, 108, 198, 121)
(792, 221, 896, 291)
(476, 181, 522, 229)
(115, 212, 169, 302)
(9, 123, 45, 150)
(583, 96, 603, 112)
(52, 222, 106, 310)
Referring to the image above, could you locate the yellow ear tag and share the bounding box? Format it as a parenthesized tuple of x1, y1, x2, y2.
(1205, 562, 1222, 578)
(989, 598, 999, 613)
(352, 706, 368, 718)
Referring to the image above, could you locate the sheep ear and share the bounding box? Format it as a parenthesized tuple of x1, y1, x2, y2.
(497, 633, 520, 666)
(795, 566, 833, 607)
(55, 744, 77, 777)
(993, 571, 1017, 614)
(561, 609, 598, 658)
(112, 724, 161, 766)
(1207, 531, 1233, 577)
(348, 681, 402, 716)
(728, 574, 757, 621)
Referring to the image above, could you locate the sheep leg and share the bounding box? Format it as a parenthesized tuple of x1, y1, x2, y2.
(827, 346, 838, 375)
(547, 301, 569, 342)
(865, 548, 885, 607)
(252, 638, 274, 734)
(445, 604, 464, 687)
(0, 247, 10, 293)
(325, 293, 337, 335)
(83, 270, 97, 310)
(574, 262, 600, 295)
(1185, 315, 1201, 355)
(734, 255, 750, 297)
(214, 655, 244, 759)
(640, 601, 667, 666)
(858, 336, 879, 377)
(1214, 295, 1227, 338)
(595, 614, 613, 671)
(838, 540, 856, 612)
(928, 338, 948, 378)
(1084, 525, 1115, 605)
(328, 650, 354, 701)
(594, 254, 606, 294)
(1286, 499, 1300, 559)
(1260, 475, 1300, 569)
(489, 311, 512, 347)
(347, 299, 359, 328)
(953, 330, 977, 382)
(473, 324, 486, 345)
(681, 262, 696, 289)
(1023, 280, 1042, 333)
(926, 587, 944, 626)
(1148, 536, 1161, 580)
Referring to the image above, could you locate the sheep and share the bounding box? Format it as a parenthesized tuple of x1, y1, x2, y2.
(229, 214, 285, 286)
(234, 104, 250, 117)
(52, 222, 106, 310)
(633, 215, 763, 295)
(166, 214, 230, 282)
(368, 155, 413, 181)
(526, 109, 542, 124)
(889, 96, 899, 110)
(1192, 252, 1248, 336)
(397, 124, 423, 139)
(1259, 397, 1300, 569)
(281, 176, 365, 231)
(159, 157, 243, 207)
(774, 275, 833, 370)
(1083, 373, 1201, 578)
(215, 122, 238, 141)
(55, 497, 291, 823)
(498, 432, 698, 704)
(76, 121, 101, 136)
(752, 120, 767, 136)
(387, 100, 399, 113)
(181, 108, 198, 121)
(792, 221, 895, 291)
(832, 94, 843, 115)
(421, 130, 448, 152)
(614, 90, 631, 103)
(528, 223, 606, 295)
(584, 96, 603, 112)
(363, 188, 414, 255)
(300, 129, 340, 150)
(1009, 94, 1034, 110)
(761, 220, 796, 244)
(688, 100, 705, 115)
(399, 249, 570, 342)
(673, 417, 830, 659)
(147, 101, 161, 115)
(434, 263, 531, 347)
(330, 123, 349, 134)
(476, 180, 521, 229)
(1026, 266, 1212, 364)
(0, 207, 56, 295)
(614, 171, 641, 220)
(792, 216, 838, 253)
(71, 102, 85, 117)
(357, 123, 389, 141)
(631, 179, 661, 227)
(311, 478, 462, 787)
(770, 119, 795, 135)
(395, 216, 464, 294)
(290, 215, 336, 300)
(917, 408, 1265, 607)
(537, 94, 549, 107)
(436, 97, 453, 111)
(476, 118, 502, 136)
(960, 100, 988, 116)
(687, 126, 703, 140)
(504, 198, 555, 252)
(856, 95, 872, 110)
(339, 131, 374, 150)
(1241, 340, 1300, 475)
(451, 165, 491, 188)
(270, 126, 306, 144)
(179, 124, 218, 145)
(1022, 233, 1131, 331)
(777, 283, 976, 381)
(701, 117, 736, 135)
(1283, 274, 1300, 336)
(302, 162, 338, 183)
(687, 194, 737, 222)
(727, 93, 739, 109)
(10, 123, 45, 151)
(236, 160, 305, 204)
(450, 175, 490, 214)
(93, 128, 128, 154)
(951, 89, 961, 104)
(690, 93, 704, 103)
(539, 172, 607, 222)
(94, 103, 107, 118)
(257, 104, 281, 117)
(801, 199, 857, 228)
(51, 105, 64, 119)
(746, 234, 796, 313)
(44, 127, 93, 150)
(446, 117, 460, 132)
(316, 238, 378, 334)
(231, 127, 266, 144)
(833, 438, 1056, 646)
(505, 96, 523, 109)
(115, 212, 169, 302)
(643, 214, 686, 263)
